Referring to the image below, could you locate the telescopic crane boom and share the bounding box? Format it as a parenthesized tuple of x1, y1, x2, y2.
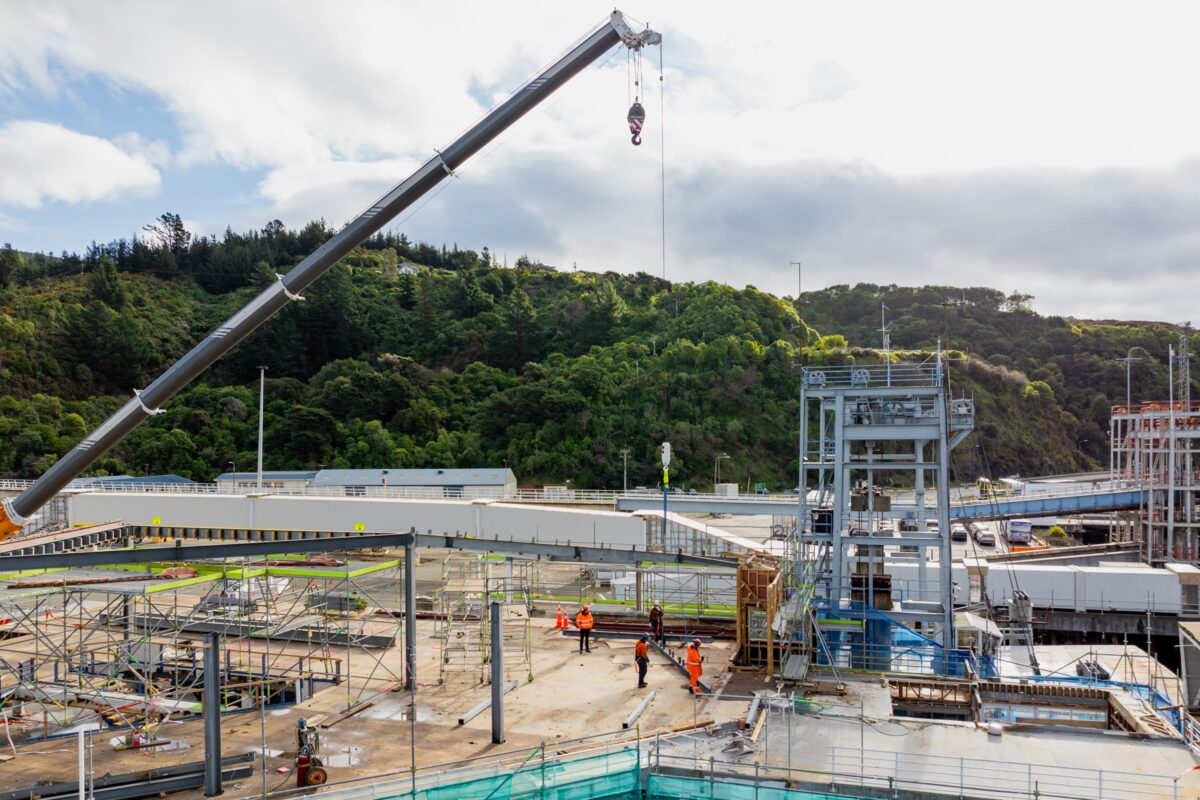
(0, 11, 662, 541)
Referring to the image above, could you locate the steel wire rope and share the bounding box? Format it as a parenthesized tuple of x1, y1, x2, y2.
(657, 37, 667, 280)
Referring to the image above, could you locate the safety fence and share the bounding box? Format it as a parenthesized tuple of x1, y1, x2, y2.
(829, 747, 1184, 800)
(653, 746, 1187, 800)
(241, 706, 1190, 800)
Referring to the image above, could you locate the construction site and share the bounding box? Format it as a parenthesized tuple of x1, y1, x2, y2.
(2, 9, 1200, 800)
(3, 344, 1200, 800)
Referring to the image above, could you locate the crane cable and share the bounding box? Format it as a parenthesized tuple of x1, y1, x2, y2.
(658, 39, 667, 281)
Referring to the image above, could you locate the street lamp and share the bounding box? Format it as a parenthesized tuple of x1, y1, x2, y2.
(256, 366, 268, 490)
(619, 447, 631, 492)
(714, 453, 730, 488)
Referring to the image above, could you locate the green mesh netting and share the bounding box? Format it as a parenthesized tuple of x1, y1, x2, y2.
(384, 748, 641, 800)
(647, 774, 858, 800)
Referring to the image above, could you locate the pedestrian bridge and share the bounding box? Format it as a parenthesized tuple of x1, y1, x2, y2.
(614, 487, 1146, 522)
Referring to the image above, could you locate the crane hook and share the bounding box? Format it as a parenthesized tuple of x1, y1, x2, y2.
(627, 101, 645, 146)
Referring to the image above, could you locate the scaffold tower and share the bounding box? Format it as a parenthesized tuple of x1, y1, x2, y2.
(436, 555, 532, 685)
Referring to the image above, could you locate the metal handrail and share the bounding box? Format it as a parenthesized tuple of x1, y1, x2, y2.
(828, 746, 1181, 800)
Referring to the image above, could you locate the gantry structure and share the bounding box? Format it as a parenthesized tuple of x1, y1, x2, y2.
(789, 359, 974, 675)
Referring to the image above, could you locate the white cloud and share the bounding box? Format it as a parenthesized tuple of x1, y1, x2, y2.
(3, 1, 1200, 320)
(0, 120, 162, 207)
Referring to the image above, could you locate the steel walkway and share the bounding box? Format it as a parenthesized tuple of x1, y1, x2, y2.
(614, 488, 1146, 521)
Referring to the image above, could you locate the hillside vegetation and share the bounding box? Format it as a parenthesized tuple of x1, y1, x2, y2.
(0, 220, 1193, 489)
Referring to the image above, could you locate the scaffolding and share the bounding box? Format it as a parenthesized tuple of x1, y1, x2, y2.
(0, 557, 407, 743)
(1111, 401, 1200, 563)
(435, 555, 532, 685)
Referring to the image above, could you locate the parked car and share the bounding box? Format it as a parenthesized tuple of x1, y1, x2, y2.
(950, 523, 969, 542)
(972, 527, 996, 546)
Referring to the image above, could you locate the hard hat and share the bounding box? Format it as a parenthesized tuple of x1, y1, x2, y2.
(582, 604, 589, 611)
(640, 634, 649, 641)
(692, 638, 701, 646)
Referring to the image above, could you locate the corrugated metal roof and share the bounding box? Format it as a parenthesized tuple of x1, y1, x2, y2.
(310, 468, 514, 487)
(215, 471, 319, 481)
(76, 474, 197, 485)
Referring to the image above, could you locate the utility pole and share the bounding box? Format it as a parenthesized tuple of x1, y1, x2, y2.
(879, 302, 892, 386)
(1115, 350, 1142, 408)
(790, 261, 804, 344)
(791, 259, 802, 318)
(619, 447, 630, 492)
(256, 366, 268, 491)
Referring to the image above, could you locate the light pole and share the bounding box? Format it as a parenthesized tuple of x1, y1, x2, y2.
(714, 453, 729, 488)
(790, 260, 803, 339)
(661, 442, 671, 543)
(619, 447, 630, 492)
(1115, 348, 1145, 408)
(256, 365, 268, 491)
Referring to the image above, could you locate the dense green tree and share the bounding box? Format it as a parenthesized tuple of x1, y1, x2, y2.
(0, 245, 21, 289)
(1, 223, 1193, 487)
(489, 287, 541, 370)
(88, 256, 127, 309)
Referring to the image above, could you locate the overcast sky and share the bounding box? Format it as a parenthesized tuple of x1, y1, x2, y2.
(1, 1, 1198, 324)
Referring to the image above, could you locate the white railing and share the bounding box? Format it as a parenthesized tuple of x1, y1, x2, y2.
(829, 746, 1184, 800)
(0, 478, 1147, 510)
(0, 479, 620, 504)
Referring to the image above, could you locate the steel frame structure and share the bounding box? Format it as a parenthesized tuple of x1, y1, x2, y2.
(0, 558, 408, 743)
(792, 361, 974, 672)
(1111, 401, 1200, 563)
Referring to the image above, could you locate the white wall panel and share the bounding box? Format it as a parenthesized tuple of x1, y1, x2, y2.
(68, 492, 646, 547)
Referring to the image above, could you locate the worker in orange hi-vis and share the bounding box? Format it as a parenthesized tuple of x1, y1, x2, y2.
(685, 638, 703, 694)
(635, 634, 650, 688)
(575, 605, 594, 653)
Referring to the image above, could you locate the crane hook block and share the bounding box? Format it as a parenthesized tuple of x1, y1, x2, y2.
(627, 101, 646, 146)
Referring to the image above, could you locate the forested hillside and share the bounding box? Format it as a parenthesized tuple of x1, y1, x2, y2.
(799, 284, 1198, 468)
(0, 219, 1191, 489)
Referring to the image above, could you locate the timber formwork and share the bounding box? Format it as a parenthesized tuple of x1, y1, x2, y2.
(731, 554, 783, 672)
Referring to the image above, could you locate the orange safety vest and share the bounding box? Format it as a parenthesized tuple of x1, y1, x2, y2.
(576, 611, 594, 630)
(635, 640, 648, 660)
(686, 644, 702, 669)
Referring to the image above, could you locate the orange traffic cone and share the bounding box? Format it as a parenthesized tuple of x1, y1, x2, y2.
(555, 605, 567, 629)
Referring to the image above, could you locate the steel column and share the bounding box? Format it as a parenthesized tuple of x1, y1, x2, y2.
(404, 536, 416, 692)
(203, 632, 222, 796)
(490, 601, 504, 744)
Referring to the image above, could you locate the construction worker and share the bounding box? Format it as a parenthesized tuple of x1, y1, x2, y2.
(685, 638, 703, 694)
(635, 634, 649, 688)
(575, 604, 594, 653)
(648, 603, 664, 643)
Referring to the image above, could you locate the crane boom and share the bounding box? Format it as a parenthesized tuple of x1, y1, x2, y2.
(0, 11, 662, 540)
